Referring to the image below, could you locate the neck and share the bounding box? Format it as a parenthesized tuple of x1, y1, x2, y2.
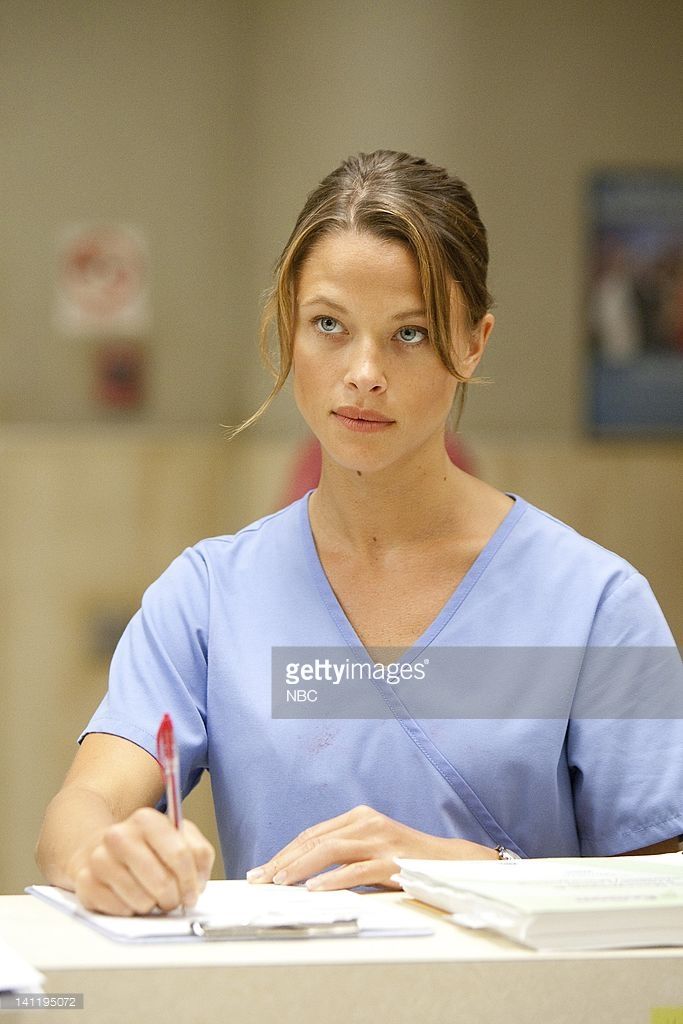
(308, 440, 475, 557)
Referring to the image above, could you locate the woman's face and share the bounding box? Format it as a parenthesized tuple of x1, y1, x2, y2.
(292, 229, 492, 476)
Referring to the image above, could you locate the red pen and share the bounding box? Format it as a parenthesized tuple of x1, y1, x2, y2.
(156, 713, 183, 829)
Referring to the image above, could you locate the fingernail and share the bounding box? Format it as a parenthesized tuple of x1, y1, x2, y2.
(272, 870, 287, 885)
(306, 877, 320, 890)
(246, 867, 264, 881)
(183, 890, 199, 907)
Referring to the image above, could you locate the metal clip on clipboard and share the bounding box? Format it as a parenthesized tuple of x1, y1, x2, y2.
(189, 917, 360, 940)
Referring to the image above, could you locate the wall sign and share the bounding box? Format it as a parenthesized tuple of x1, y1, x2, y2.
(54, 224, 151, 337)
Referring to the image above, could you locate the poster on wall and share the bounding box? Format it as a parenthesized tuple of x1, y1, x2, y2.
(585, 169, 683, 435)
(53, 223, 151, 337)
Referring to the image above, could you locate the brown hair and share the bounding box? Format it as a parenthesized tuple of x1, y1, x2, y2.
(227, 149, 493, 439)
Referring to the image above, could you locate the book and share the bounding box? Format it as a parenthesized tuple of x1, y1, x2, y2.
(26, 879, 433, 942)
(394, 853, 683, 951)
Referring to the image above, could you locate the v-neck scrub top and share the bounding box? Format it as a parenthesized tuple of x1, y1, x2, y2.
(79, 492, 683, 878)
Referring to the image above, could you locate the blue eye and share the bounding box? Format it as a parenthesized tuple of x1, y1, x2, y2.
(311, 316, 427, 345)
(313, 316, 343, 334)
(397, 326, 427, 345)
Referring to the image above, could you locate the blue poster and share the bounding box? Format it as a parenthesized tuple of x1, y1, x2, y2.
(586, 170, 683, 435)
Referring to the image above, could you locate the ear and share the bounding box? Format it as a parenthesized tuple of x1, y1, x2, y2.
(460, 313, 494, 378)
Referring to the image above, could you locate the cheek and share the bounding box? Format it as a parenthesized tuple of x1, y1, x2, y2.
(408, 361, 459, 411)
(291, 342, 326, 415)
(292, 337, 338, 389)
(291, 344, 314, 389)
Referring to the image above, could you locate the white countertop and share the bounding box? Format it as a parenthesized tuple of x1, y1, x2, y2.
(4, 883, 683, 970)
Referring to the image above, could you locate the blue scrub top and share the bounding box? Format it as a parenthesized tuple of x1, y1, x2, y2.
(79, 492, 683, 878)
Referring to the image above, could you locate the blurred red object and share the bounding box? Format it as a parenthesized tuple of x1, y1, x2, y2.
(278, 433, 477, 508)
(94, 341, 145, 409)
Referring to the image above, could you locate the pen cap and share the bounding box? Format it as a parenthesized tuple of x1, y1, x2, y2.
(156, 712, 177, 775)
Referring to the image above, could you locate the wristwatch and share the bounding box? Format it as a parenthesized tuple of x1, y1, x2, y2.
(495, 845, 521, 862)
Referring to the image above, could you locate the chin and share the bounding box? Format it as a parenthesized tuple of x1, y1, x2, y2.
(321, 443, 404, 477)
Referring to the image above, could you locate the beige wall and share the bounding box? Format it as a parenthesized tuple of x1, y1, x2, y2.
(2, 0, 682, 438)
(1, 0, 251, 424)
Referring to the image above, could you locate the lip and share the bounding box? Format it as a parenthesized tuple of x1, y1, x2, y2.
(333, 405, 394, 423)
(332, 406, 395, 434)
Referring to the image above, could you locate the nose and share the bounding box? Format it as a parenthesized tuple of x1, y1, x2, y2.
(343, 337, 387, 394)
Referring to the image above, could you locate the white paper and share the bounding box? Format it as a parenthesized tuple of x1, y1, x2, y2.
(0, 935, 45, 994)
(26, 881, 432, 942)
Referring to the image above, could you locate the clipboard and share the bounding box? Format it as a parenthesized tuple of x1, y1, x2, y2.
(189, 917, 360, 940)
(26, 881, 433, 943)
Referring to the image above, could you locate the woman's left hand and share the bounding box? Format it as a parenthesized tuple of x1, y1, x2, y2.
(246, 805, 497, 890)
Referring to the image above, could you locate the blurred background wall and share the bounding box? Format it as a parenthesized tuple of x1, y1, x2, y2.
(1, 0, 681, 893)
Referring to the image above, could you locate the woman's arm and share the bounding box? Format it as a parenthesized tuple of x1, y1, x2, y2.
(36, 734, 214, 914)
(247, 805, 499, 891)
(247, 809, 681, 891)
(615, 838, 680, 855)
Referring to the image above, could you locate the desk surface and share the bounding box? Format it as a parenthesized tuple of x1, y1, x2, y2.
(2, 883, 683, 1024)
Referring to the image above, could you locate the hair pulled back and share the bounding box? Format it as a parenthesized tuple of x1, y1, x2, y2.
(228, 150, 493, 438)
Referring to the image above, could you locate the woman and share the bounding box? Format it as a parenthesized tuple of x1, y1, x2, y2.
(36, 151, 682, 915)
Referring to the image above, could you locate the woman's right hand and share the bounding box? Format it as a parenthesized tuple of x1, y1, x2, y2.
(68, 808, 215, 916)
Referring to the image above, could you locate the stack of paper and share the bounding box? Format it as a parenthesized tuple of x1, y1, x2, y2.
(27, 880, 433, 942)
(395, 853, 683, 951)
(0, 935, 45, 996)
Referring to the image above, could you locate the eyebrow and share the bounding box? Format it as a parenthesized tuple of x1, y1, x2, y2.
(299, 295, 427, 321)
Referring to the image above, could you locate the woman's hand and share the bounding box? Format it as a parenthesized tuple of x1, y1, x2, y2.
(246, 805, 497, 891)
(68, 808, 215, 915)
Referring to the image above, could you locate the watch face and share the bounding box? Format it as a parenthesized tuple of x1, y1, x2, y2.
(497, 846, 521, 861)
